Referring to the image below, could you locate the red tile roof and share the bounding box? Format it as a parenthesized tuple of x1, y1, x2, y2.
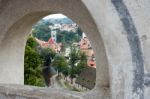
(48, 38, 55, 44)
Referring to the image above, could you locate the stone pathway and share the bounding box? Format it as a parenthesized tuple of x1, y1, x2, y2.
(51, 75, 81, 92)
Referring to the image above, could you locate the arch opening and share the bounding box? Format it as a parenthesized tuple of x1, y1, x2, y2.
(1, 10, 109, 87)
(0, 0, 110, 98)
(24, 14, 97, 92)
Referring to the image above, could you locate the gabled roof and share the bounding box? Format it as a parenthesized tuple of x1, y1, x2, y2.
(48, 38, 55, 44)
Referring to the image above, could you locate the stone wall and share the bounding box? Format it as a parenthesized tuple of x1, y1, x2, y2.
(0, 84, 82, 99)
(0, 0, 150, 99)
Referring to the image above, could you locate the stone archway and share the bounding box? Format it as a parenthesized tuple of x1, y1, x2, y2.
(0, 0, 110, 98)
(0, 0, 147, 99)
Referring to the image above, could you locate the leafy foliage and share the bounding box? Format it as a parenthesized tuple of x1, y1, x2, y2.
(53, 55, 68, 77)
(76, 27, 83, 37)
(39, 48, 56, 66)
(57, 30, 80, 45)
(75, 52, 87, 75)
(69, 46, 79, 83)
(62, 66, 69, 78)
(26, 36, 39, 49)
(32, 19, 82, 47)
(39, 48, 56, 87)
(24, 37, 45, 86)
(25, 18, 87, 87)
(32, 20, 52, 41)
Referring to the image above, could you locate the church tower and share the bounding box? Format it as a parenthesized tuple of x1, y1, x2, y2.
(51, 30, 57, 43)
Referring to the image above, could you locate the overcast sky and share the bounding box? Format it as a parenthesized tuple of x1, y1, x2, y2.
(43, 14, 67, 19)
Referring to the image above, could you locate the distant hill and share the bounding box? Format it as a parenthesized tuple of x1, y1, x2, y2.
(32, 18, 82, 46)
(44, 18, 74, 24)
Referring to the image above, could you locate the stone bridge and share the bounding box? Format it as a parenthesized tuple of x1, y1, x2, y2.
(0, 0, 150, 99)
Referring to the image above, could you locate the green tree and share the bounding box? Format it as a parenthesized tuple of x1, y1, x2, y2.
(62, 65, 69, 81)
(75, 52, 87, 75)
(32, 20, 53, 41)
(56, 29, 81, 47)
(39, 48, 56, 66)
(53, 55, 68, 78)
(69, 46, 79, 84)
(39, 48, 56, 87)
(76, 27, 83, 37)
(26, 36, 39, 49)
(24, 37, 45, 86)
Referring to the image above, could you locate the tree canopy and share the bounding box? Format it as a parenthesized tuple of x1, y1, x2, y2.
(53, 55, 68, 77)
(24, 36, 45, 86)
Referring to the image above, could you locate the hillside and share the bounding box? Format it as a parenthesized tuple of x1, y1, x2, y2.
(32, 18, 83, 46)
(45, 18, 74, 24)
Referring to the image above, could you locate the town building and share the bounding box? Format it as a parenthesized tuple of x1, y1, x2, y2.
(35, 28, 62, 53)
(75, 33, 96, 89)
(79, 33, 96, 68)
